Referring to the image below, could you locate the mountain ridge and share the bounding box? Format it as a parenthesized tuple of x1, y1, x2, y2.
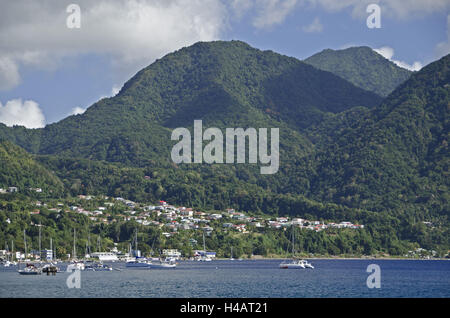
(0, 41, 447, 222)
(304, 46, 413, 97)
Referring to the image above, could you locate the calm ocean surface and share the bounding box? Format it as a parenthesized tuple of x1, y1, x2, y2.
(1, 259, 449, 298)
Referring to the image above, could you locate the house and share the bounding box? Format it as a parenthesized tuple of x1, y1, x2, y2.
(292, 218, 304, 225)
(268, 221, 281, 229)
(251, 221, 264, 228)
(231, 213, 246, 220)
(162, 249, 182, 259)
(181, 209, 193, 217)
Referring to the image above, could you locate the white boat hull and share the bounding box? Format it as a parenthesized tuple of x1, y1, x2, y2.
(279, 259, 314, 269)
(279, 263, 305, 269)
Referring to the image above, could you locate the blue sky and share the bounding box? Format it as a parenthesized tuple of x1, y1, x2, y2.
(0, 0, 448, 127)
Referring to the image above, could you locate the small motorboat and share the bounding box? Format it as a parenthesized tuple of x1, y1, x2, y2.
(18, 263, 42, 275)
(151, 258, 177, 269)
(279, 259, 314, 269)
(125, 258, 152, 269)
(84, 261, 113, 271)
(66, 262, 85, 272)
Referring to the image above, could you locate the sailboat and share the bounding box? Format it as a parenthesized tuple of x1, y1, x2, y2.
(67, 229, 85, 271)
(230, 247, 235, 261)
(279, 225, 314, 269)
(18, 230, 41, 275)
(151, 252, 177, 269)
(5, 240, 18, 266)
(197, 232, 212, 262)
(126, 230, 151, 269)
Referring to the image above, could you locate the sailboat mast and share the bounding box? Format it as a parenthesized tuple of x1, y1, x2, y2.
(292, 226, 295, 256)
(97, 235, 101, 253)
(87, 233, 91, 255)
(73, 228, 76, 260)
(24, 229, 27, 260)
(203, 232, 206, 252)
(39, 222, 41, 261)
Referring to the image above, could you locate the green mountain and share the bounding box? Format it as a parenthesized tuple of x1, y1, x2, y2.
(0, 41, 447, 221)
(0, 140, 64, 194)
(0, 41, 381, 167)
(307, 53, 449, 214)
(0, 41, 448, 256)
(304, 46, 412, 97)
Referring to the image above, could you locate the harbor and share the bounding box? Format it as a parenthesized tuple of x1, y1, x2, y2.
(1, 259, 449, 298)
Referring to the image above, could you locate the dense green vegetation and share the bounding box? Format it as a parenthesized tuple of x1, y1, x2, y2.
(0, 195, 447, 259)
(0, 41, 448, 256)
(304, 46, 412, 97)
(0, 140, 64, 195)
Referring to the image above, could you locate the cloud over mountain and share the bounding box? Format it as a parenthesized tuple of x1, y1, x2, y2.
(0, 0, 227, 90)
(0, 99, 45, 128)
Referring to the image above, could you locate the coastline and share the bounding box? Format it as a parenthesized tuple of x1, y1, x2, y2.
(213, 256, 449, 261)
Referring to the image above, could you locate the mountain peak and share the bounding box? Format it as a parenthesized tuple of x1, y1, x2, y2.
(304, 45, 412, 97)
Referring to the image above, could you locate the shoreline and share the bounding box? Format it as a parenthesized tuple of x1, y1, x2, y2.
(213, 256, 449, 261)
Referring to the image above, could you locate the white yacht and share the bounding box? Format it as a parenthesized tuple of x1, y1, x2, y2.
(125, 258, 152, 269)
(90, 252, 119, 262)
(151, 258, 177, 269)
(279, 259, 314, 269)
(197, 232, 213, 262)
(279, 225, 314, 269)
(66, 262, 85, 271)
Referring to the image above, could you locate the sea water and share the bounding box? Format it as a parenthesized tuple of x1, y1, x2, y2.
(1, 259, 449, 298)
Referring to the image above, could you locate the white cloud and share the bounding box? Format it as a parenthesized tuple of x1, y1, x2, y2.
(302, 17, 323, 33)
(231, 0, 254, 19)
(435, 14, 450, 60)
(0, 57, 21, 90)
(374, 46, 394, 60)
(230, 0, 450, 31)
(374, 46, 422, 71)
(0, 99, 46, 128)
(303, 0, 450, 20)
(70, 107, 86, 116)
(252, 0, 298, 29)
(0, 0, 227, 91)
(111, 84, 121, 97)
